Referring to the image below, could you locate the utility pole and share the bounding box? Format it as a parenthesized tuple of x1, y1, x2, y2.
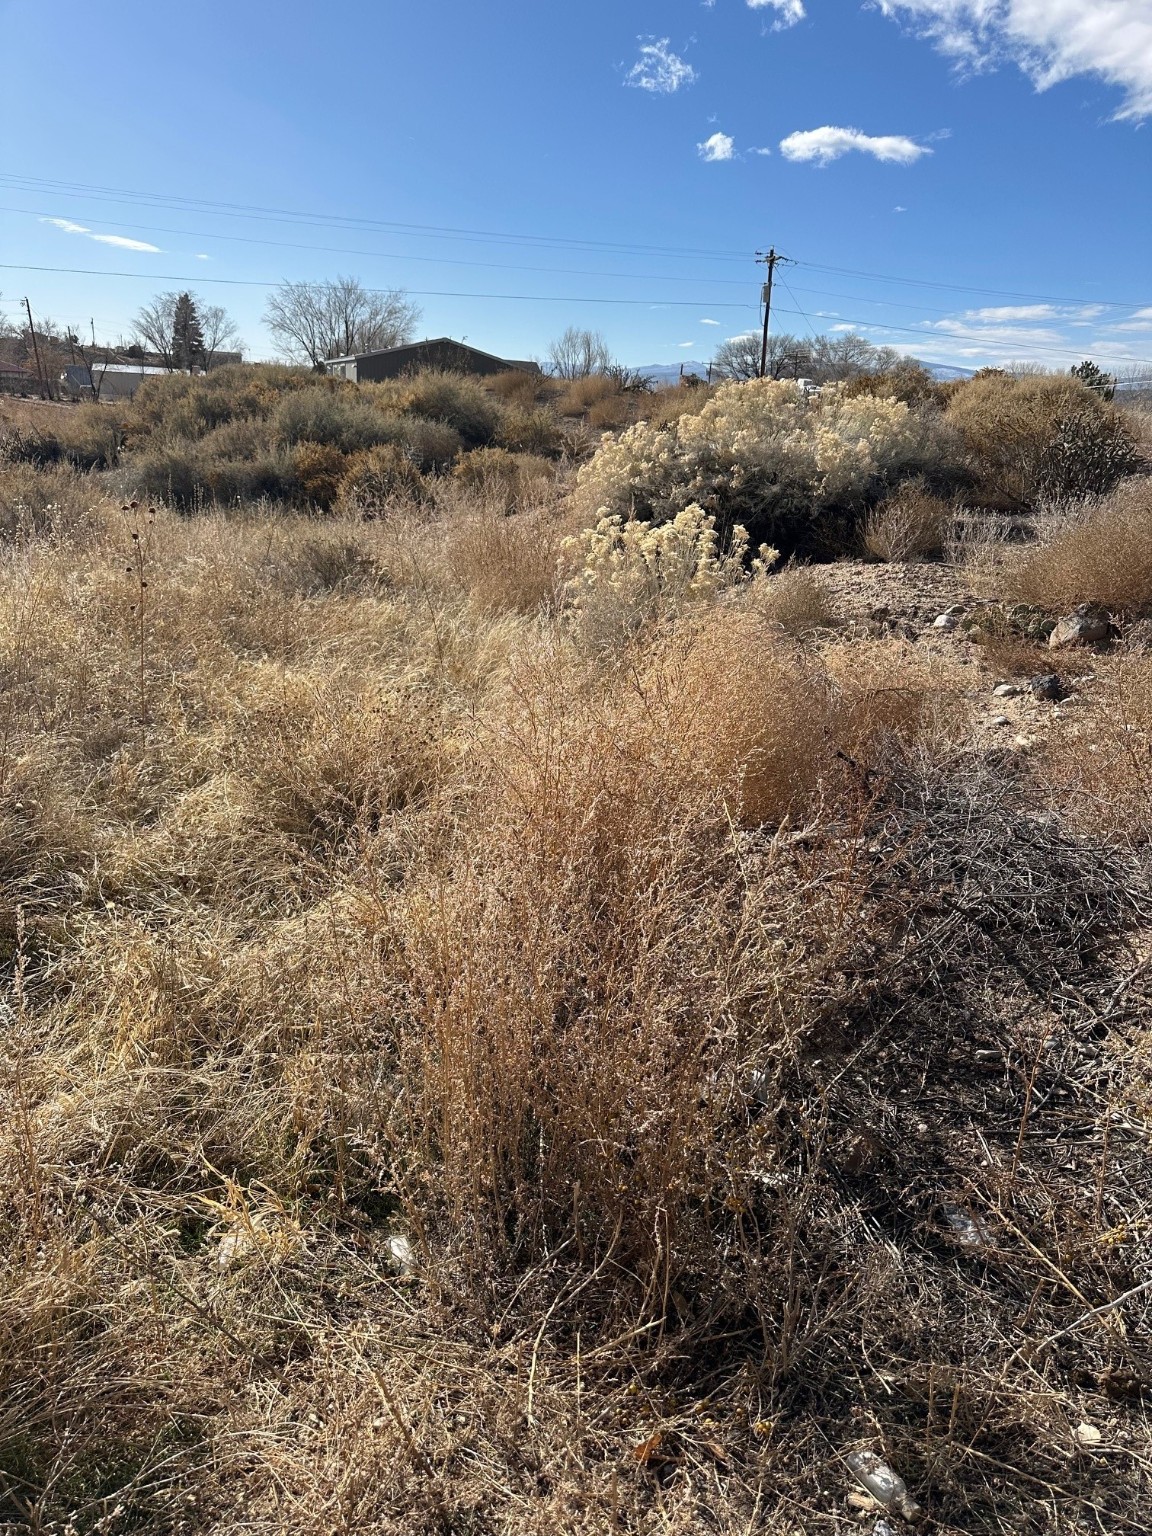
(24, 297, 50, 400)
(756, 248, 779, 380)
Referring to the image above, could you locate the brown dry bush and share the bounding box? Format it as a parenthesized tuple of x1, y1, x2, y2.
(337, 444, 426, 513)
(450, 445, 556, 505)
(494, 404, 563, 457)
(863, 477, 955, 561)
(1043, 655, 1152, 841)
(484, 368, 552, 406)
(757, 565, 838, 633)
(947, 371, 1140, 506)
(643, 381, 715, 427)
(1, 484, 1150, 1534)
(1008, 475, 1152, 615)
(556, 372, 625, 418)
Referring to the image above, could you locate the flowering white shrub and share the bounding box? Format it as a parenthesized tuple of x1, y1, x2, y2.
(574, 377, 948, 550)
(562, 503, 776, 652)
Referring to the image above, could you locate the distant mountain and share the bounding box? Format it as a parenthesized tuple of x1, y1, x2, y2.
(635, 361, 710, 385)
(634, 360, 975, 386)
(922, 362, 976, 381)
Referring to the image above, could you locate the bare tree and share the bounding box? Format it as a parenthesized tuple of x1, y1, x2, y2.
(131, 293, 179, 370)
(806, 333, 902, 383)
(263, 276, 420, 370)
(201, 303, 243, 368)
(547, 327, 611, 380)
(712, 331, 812, 382)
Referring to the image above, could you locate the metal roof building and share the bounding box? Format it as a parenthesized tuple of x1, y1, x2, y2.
(325, 338, 540, 383)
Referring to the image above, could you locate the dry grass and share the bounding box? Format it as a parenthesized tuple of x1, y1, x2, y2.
(1009, 476, 1152, 615)
(757, 565, 838, 633)
(1, 456, 1151, 1534)
(863, 479, 955, 562)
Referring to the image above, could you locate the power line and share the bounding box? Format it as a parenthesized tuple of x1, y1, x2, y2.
(0, 174, 751, 264)
(795, 259, 1149, 313)
(768, 304, 1152, 368)
(3, 173, 1147, 312)
(0, 261, 756, 310)
(0, 203, 756, 290)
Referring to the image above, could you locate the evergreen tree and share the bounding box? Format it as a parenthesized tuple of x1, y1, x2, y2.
(1071, 360, 1116, 401)
(171, 292, 206, 373)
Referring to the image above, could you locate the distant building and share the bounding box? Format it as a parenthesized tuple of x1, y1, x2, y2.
(60, 363, 171, 401)
(325, 338, 540, 383)
(0, 361, 41, 396)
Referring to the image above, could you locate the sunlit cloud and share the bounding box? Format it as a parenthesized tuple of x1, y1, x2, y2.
(41, 216, 161, 253)
(698, 131, 736, 161)
(625, 37, 697, 93)
(779, 126, 929, 164)
(875, 1, 1152, 122)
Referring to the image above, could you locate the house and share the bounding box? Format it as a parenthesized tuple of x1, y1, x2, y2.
(0, 360, 42, 396)
(325, 338, 540, 384)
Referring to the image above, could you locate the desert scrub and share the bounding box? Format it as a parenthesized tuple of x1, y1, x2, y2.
(574, 377, 953, 553)
(562, 503, 775, 652)
(947, 370, 1140, 506)
(367, 370, 503, 448)
(1006, 476, 1152, 615)
(863, 478, 955, 561)
(337, 444, 426, 512)
(451, 446, 555, 508)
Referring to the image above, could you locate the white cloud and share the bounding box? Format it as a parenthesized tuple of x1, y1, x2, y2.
(700, 317, 722, 325)
(41, 216, 161, 253)
(90, 233, 162, 252)
(875, 1, 1152, 121)
(749, 145, 774, 155)
(625, 37, 697, 93)
(964, 304, 1060, 322)
(698, 130, 736, 160)
(894, 204, 908, 211)
(679, 341, 696, 347)
(779, 125, 930, 163)
(195, 253, 211, 261)
(748, 0, 806, 26)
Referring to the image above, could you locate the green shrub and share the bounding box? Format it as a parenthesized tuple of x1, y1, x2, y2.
(369, 370, 503, 448)
(129, 444, 298, 507)
(396, 415, 464, 472)
(946, 372, 1139, 506)
(130, 364, 303, 439)
(274, 388, 394, 454)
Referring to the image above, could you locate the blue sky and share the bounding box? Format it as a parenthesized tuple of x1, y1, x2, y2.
(1, 0, 1150, 372)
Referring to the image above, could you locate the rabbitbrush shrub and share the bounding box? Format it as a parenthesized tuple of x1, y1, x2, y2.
(574, 377, 951, 553)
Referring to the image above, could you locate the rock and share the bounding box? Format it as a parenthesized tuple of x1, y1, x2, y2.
(387, 1233, 417, 1276)
(1075, 1423, 1103, 1448)
(993, 683, 1022, 698)
(989, 715, 1010, 728)
(1028, 672, 1066, 701)
(1048, 604, 1114, 649)
(933, 612, 958, 631)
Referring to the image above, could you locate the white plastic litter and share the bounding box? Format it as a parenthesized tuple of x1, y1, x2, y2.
(845, 1450, 923, 1522)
